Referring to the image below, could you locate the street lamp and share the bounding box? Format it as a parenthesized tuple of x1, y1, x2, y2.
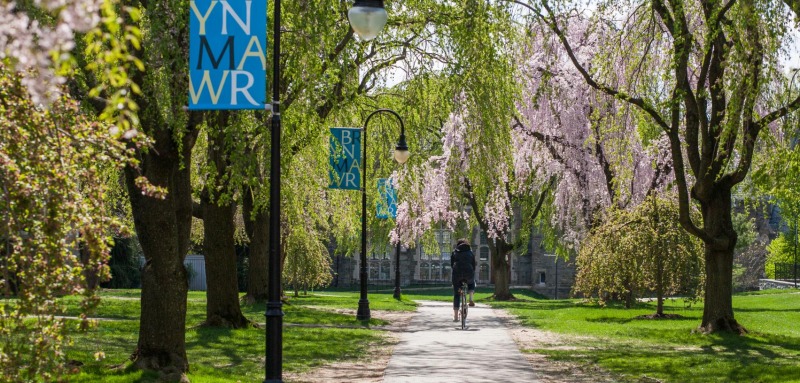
(265, 0, 283, 381)
(393, 242, 402, 299)
(357, 108, 409, 320)
(347, 0, 388, 41)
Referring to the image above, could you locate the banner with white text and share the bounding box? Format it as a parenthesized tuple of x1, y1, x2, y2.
(189, 0, 267, 110)
(329, 128, 361, 190)
(376, 178, 397, 219)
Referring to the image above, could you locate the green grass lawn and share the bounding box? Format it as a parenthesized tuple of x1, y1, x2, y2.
(485, 288, 800, 383)
(61, 289, 416, 382)
(55, 287, 800, 382)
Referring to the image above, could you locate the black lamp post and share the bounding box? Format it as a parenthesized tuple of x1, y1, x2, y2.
(265, 0, 283, 381)
(357, 109, 410, 321)
(393, 242, 402, 299)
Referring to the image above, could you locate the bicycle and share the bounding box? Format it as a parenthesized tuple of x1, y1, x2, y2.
(458, 280, 468, 330)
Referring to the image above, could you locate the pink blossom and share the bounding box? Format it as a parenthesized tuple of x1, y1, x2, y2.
(0, 0, 103, 106)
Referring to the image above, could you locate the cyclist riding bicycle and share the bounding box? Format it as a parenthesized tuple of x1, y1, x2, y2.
(451, 238, 476, 321)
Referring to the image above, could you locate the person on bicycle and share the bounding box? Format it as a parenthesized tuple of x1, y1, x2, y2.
(451, 238, 476, 321)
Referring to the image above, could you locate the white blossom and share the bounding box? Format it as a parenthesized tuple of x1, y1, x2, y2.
(0, 0, 103, 106)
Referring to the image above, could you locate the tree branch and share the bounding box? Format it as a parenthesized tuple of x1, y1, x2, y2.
(533, 0, 672, 132)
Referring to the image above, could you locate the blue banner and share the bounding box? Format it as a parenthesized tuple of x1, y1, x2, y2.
(329, 128, 361, 190)
(376, 178, 397, 219)
(189, 0, 267, 110)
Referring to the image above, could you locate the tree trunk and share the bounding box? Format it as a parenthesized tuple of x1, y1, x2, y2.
(624, 280, 634, 308)
(698, 185, 746, 334)
(242, 187, 269, 304)
(125, 133, 195, 375)
(656, 242, 664, 316)
(199, 113, 251, 328)
(79, 240, 100, 290)
(201, 194, 250, 328)
(490, 241, 514, 300)
(464, 178, 514, 301)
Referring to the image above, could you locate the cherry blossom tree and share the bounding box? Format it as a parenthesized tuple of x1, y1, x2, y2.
(392, 16, 671, 300)
(514, 0, 800, 333)
(512, 20, 672, 247)
(1, 0, 141, 379)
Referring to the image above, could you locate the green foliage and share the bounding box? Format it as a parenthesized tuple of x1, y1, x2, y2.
(83, 1, 144, 134)
(0, 64, 130, 381)
(732, 210, 758, 252)
(765, 231, 798, 279)
(102, 237, 142, 289)
(574, 195, 705, 306)
(0, 1, 142, 379)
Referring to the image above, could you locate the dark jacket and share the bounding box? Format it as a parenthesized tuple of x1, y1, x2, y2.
(451, 243, 476, 284)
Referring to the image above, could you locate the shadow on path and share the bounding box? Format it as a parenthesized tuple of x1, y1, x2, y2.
(383, 300, 539, 383)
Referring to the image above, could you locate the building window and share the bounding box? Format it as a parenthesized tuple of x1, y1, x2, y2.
(380, 261, 391, 280)
(480, 246, 489, 261)
(421, 248, 430, 260)
(431, 262, 442, 280)
(479, 263, 490, 281)
(442, 264, 451, 281)
(420, 262, 430, 280)
(480, 231, 488, 245)
(538, 272, 546, 285)
(440, 230, 452, 259)
(369, 262, 379, 280)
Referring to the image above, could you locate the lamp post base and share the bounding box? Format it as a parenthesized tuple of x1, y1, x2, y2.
(393, 286, 401, 300)
(356, 299, 371, 321)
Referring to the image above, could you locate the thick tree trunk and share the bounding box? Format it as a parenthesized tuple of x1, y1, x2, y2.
(464, 178, 515, 301)
(697, 185, 746, 334)
(701, 246, 743, 332)
(242, 187, 269, 304)
(199, 113, 251, 328)
(490, 241, 514, 300)
(201, 195, 250, 328)
(125, 137, 194, 376)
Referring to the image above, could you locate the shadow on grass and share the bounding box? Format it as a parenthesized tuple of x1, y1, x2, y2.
(541, 332, 800, 383)
(490, 299, 587, 312)
(585, 316, 633, 324)
(733, 307, 800, 313)
(532, 323, 800, 383)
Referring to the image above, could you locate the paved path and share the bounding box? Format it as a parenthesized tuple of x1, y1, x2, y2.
(383, 300, 539, 383)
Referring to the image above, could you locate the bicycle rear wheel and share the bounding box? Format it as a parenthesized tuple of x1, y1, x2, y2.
(460, 283, 468, 329)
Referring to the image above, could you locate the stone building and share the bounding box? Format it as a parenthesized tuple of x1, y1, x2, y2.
(331, 226, 576, 299)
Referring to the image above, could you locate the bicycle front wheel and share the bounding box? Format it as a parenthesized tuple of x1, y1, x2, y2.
(461, 293, 468, 329)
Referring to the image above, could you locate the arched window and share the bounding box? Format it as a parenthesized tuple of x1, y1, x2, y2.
(442, 264, 451, 281)
(479, 263, 490, 282)
(420, 262, 430, 280)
